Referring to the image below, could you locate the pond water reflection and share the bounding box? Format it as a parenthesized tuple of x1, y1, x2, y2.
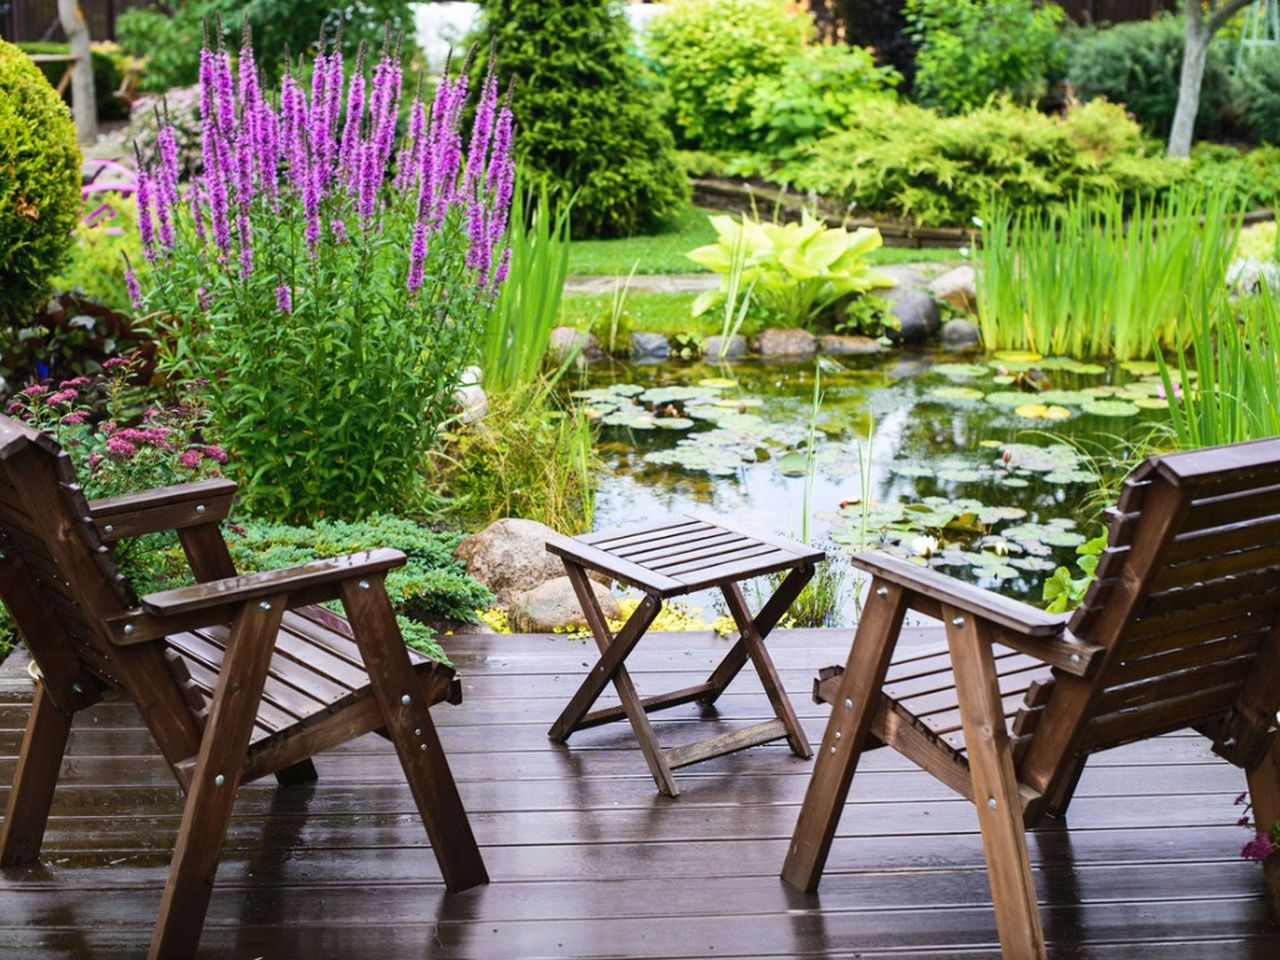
(565, 349, 1168, 623)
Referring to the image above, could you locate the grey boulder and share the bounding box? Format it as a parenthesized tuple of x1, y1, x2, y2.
(940, 319, 982, 351)
(882, 288, 941, 344)
(701, 334, 748, 361)
(753, 327, 817, 358)
(508, 577, 621, 633)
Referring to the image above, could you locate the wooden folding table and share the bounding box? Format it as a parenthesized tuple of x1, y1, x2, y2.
(545, 515, 824, 796)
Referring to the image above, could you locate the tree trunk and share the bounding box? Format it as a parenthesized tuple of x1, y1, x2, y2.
(1167, 3, 1208, 159)
(57, 0, 97, 145)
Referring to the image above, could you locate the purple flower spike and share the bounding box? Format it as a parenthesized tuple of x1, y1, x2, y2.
(338, 44, 366, 180)
(275, 281, 292, 313)
(134, 157, 156, 262)
(124, 266, 142, 308)
(465, 69, 498, 194)
(406, 220, 427, 292)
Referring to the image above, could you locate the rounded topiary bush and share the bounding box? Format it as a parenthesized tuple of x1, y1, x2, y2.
(475, 0, 688, 239)
(0, 39, 82, 324)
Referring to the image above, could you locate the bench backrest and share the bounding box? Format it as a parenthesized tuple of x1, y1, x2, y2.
(1068, 438, 1280, 757)
(0, 414, 200, 761)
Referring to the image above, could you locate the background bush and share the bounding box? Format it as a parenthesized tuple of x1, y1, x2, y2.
(838, 0, 917, 91)
(646, 0, 810, 154)
(18, 41, 132, 121)
(1189, 143, 1280, 210)
(1069, 14, 1232, 141)
(1233, 54, 1280, 146)
(54, 194, 142, 311)
(782, 97, 1173, 226)
(475, 0, 687, 238)
(117, 0, 417, 92)
(905, 0, 1066, 116)
(0, 39, 81, 325)
(746, 44, 900, 155)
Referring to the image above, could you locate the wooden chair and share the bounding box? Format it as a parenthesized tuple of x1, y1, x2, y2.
(0, 415, 488, 959)
(783, 438, 1280, 959)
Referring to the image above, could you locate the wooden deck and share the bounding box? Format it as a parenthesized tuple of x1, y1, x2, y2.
(0, 627, 1276, 958)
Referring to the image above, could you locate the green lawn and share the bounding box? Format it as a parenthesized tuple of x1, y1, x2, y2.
(560, 291, 719, 341)
(567, 206, 967, 276)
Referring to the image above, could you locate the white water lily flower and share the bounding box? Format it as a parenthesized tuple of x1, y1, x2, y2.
(910, 535, 939, 558)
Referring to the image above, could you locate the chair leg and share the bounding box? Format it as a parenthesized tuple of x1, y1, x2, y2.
(0, 681, 72, 867)
(149, 597, 284, 960)
(782, 578, 907, 893)
(1040, 755, 1088, 822)
(274, 758, 319, 787)
(945, 606, 1048, 960)
(340, 577, 489, 892)
(1245, 733, 1280, 919)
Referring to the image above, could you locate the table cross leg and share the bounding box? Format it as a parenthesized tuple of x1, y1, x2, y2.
(700, 563, 814, 710)
(547, 564, 679, 795)
(711, 575, 813, 760)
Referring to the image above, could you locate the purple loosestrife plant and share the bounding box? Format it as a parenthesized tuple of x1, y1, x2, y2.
(131, 31, 516, 523)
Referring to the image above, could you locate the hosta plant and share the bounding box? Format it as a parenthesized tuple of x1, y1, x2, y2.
(687, 211, 894, 327)
(131, 32, 515, 522)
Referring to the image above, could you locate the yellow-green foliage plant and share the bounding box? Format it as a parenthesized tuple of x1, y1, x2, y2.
(0, 39, 82, 323)
(687, 210, 894, 328)
(977, 188, 1239, 360)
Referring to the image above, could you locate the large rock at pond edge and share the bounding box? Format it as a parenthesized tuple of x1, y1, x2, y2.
(700, 334, 748, 361)
(940, 319, 981, 351)
(928, 265, 977, 314)
(882, 288, 941, 344)
(507, 577, 621, 633)
(548, 326, 603, 362)
(817, 334, 882, 356)
(753, 327, 816, 358)
(454, 518, 571, 605)
(630, 331, 670, 360)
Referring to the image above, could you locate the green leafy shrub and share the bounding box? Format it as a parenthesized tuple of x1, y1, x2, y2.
(784, 97, 1172, 226)
(439, 384, 598, 535)
(0, 39, 82, 324)
(646, 0, 810, 153)
(746, 44, 900, 154)
(475, 0, 687, 239)
(1189, 143, 1280, 210)
(1237, 221, 1278, 262)
(1068, 14, 1232, 141)
(1234, 53, 1280, 146)
(905, 0, 1066, 115)
(117, 0, 416, 92)
(53, 194, 142, 312)
(19, 41, 133, 121)
(688, 211, 894, 327)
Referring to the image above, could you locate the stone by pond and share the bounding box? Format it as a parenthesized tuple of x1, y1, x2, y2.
(563, 349, 1172, 617)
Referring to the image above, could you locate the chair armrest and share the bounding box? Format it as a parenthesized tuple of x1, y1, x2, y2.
(89, 478, 237, 543)
(103, 548, 407, 644)
(850, 552, 1101, 677)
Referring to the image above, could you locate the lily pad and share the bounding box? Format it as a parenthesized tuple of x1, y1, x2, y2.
(937, 467, 983, 483)
(1037, 357, 1106, 375)
(654, 417, 695, 430)
(1081, 399, 1140, 418)
(928, 386, 985, 402)
(931, 362, 989, 380)
(1121, 360, 1161, 376)
(986, 391, 1035, 408)
(697, 377, 738, 388)
(1014, 403, 1071, 420)
(1134, 397, 1169, 410)
(992, 350, 1042, 363)
(776, 452, 810, 477)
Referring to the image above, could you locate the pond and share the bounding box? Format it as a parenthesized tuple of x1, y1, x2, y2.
(563, 349, 1173, 624)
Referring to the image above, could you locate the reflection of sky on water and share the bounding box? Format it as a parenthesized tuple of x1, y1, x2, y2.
(573, 352, 1160, 623)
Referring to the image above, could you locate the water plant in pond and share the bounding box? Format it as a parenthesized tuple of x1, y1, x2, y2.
(1042, 533, 1107, 613)
(977, 189, 1239, 360)
(131, 33, 515, 522)
(687, 210, 895, 328)
(1160, 287, 1280, 449)
(482, 186, 572, 392)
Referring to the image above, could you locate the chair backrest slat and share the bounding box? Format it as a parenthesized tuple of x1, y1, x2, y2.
(1068, 438, 1280, 757)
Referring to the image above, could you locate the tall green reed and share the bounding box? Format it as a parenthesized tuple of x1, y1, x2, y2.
(977, 188, 1240, 360)
(1159, 286, 1280, 448)
(480, 186, 573, 392)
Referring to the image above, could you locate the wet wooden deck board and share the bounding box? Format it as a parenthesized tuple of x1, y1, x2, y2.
(0, 628, 1276, 958)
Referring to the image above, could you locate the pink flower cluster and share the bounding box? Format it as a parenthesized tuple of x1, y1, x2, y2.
(1242, 832, 1276, 862)
(136, 29, 516, 305)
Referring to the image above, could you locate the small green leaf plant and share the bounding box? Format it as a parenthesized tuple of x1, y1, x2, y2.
(1042, 533, 1107, 613)
(687, 210, 895, 329)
